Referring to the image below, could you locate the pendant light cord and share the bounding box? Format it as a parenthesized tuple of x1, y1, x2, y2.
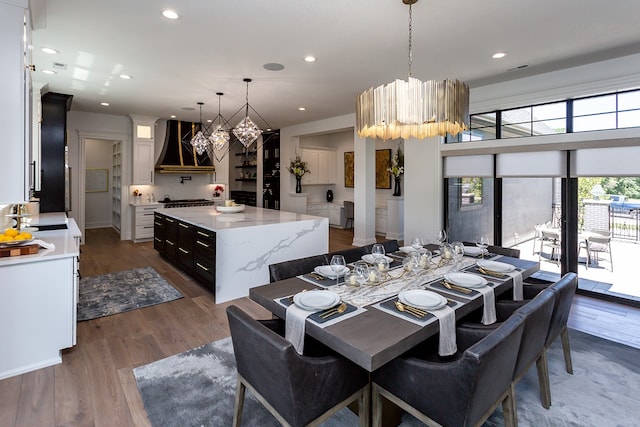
(408, 2, 413, 78)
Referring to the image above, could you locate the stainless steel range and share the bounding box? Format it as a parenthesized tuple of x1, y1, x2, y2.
(162, 199, 216, 208)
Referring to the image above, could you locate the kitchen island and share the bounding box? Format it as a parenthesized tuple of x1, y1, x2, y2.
(0, 215, 81, 380)
(154, 205, 328, 302)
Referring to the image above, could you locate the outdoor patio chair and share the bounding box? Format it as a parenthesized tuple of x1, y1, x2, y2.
(580, 230, 613, 271)
(539, 228, 561, 265)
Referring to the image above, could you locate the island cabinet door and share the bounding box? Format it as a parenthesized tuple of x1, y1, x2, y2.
(177, 221, 195, 274)
(153, 213, 166, 253)
(194, 227, 216, 292)
(164, 216, 178, 261)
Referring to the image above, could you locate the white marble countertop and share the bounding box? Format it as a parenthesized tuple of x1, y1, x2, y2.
(129, 201, 164, 207)
(156, 205, 323, 232)
(0, 216, 80, 266)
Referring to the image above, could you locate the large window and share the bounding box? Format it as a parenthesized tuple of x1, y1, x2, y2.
(447, 88, 640, 143)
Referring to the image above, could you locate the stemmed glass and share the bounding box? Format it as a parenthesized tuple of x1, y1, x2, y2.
(476, 236, 489, 259)
(353, 261, 370, 287)
(436, 230, 448, 245)
(411, 236, 424, 253)
(451, 241, 465, 271)
(330, 255, 346, 286)
(371, 243, 386, 260)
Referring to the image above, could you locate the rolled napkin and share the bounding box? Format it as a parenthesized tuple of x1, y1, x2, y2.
(429, 305, 457, 356)
(509, 271, 524, 301)
(33, 239, 56, 250)
(285, 304, 313, 354)
(476, 286, 497, 325)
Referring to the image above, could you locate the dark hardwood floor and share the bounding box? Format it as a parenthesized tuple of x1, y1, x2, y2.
(1, 227, 637, 426)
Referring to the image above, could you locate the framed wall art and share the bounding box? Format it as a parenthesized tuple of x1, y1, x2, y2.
(344, 151, 354, 188)
(375, 149, 391, 189)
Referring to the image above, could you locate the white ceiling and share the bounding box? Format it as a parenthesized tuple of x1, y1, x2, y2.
(30, 0, 640, 129)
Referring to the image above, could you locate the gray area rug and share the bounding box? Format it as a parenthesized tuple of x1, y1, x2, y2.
(77, 266, 183, 321)
(134, 328, 640, 426)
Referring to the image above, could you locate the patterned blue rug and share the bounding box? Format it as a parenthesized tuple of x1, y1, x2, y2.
(133, 329, 640, 427)
(77, 266, 183, 321)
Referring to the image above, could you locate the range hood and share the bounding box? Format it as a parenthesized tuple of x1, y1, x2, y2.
(155, 120, 216, 174)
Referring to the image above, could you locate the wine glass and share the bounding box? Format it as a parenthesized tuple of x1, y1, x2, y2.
(371, 243, 386, 261)
(411, 236, 424, 253)
(451, 241, 465, 271)
(353, 261, 370, 287)
(330, 255, 346, 286)
(436, 230, 448, 245)
(476, 236, 489, 259)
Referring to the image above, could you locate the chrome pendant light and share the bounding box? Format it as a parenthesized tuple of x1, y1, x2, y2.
(356, 0, 469, 141)
(208, 92, 231, 161)
(232, 78, 264, 148)
(189, 102, 211, 155)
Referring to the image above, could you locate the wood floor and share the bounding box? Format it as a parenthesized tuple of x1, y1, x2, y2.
(1, 227, 638, 427)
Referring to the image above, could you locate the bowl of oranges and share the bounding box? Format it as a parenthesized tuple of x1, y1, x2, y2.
(0, 228, 34, 247)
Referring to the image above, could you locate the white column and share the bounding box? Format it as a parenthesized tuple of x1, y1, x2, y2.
(353, 131, 377, 246)
(404, 137, 442, 244)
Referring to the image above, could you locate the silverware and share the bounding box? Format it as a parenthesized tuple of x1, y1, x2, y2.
(308, 272, 326, 280)
(478, 267, 505, 278)
(394, 301, 426, 318)
(320, 302, 347, 319)
(442, 281, 472, 294)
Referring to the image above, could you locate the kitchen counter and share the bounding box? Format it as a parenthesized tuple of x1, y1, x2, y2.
(0, 216, 81, 379)
(155, 205, 328, 302)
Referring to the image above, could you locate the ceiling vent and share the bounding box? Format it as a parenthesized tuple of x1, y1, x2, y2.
(52, 62, 67, 70)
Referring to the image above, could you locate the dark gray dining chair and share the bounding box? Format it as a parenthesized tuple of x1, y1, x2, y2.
(371, 309, 526, 427)
(227, 305, 370, 427)
(268, 254, 327, 282)
(325, 246, 368, 264)
(343, 201, 354, 229)
(458, 288, 555, 420)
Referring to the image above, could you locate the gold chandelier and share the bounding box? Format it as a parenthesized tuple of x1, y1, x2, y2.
(356, 0, 469, 141)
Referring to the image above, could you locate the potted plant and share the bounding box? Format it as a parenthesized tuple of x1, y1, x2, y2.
(213, 184, 224, 199)
(388, 148, 404, 196)
(287, 154, 310, 193)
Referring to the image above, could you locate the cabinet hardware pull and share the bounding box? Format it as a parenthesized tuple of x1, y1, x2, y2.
(166, 218, 175, 223)
(196, 241, 210, 248)
(179, 223, 189, 228)
(196, 231, 211, 238)
(154, 237, 161, 242)
(179, 248, 190, 254)
(166, 240, 175, 245)
(196, 262, 210, 272)
(154, 222, 162, 226)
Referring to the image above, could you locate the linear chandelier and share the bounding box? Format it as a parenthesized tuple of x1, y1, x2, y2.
(356, 0, 469, 141)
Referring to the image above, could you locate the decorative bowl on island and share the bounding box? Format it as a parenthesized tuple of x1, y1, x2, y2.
(216, 204, 246, 213)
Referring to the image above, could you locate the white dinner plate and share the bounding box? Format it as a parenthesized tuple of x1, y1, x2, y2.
(294, 290, 340, 311)
(444, 272, 488, 288)
(314, 265, 349, 279)
(361, 254, 393, 264)
(463, 246, 484, 256)
(477, 260, 516, 273)
(216, 204, 245, 213)
(398, 290, 447, 310)
(399, 246, 418, 254)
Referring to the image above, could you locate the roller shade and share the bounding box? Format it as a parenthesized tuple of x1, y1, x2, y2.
(573, 146, 640, 177)
(443, 155, 493, 178)
(496, 151, 567, 177)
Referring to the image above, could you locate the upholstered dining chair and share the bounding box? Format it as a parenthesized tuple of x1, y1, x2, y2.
(462, 241, 521, 259)
(226, 306, 370, 427)
(343, 200, 354, 229)
(325, 246, 368, 264)
(268, 254, 327, 282)
(371, 310, 526, 427)
(457, 289, 555, 419)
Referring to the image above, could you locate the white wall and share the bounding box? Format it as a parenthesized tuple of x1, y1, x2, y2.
(84, 139, 113, 228)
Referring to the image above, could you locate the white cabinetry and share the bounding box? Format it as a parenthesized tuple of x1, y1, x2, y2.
(132, 203, 161, 241)
(0, 2, 30, 203)
(132, 141, 154, 184)
(375, 207, 387, 235)
(307, 203, 344, 227)
(386, 198, 404, 240)
(300, 148, 337, 185)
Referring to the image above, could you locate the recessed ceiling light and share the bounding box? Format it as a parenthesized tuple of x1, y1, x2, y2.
(162, 9, 179, 19)
(41, 47, 59, 54)
(207, 119, 212, 123)
(42, 69, 56, 75)
(263, 62, 285, 71)
(119, 74, 132, 79)
(304, 56, 316, 63)
(298, 107, 306, 111)
(170, 115, 176, 118)
(492, 52, 507, 59)
(100, 102, 110, 106)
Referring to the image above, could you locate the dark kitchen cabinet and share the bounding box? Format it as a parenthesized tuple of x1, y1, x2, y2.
(177, 220, 195, 273)
(153, 213, 165, 252)
(193, 227, 216, 292)
(39, 92, 72, 212)
(262, 130, 280, 210)
(163, 215, 178, 261)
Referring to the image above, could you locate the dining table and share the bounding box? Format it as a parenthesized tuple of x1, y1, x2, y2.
(249, 251, 539, 372)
